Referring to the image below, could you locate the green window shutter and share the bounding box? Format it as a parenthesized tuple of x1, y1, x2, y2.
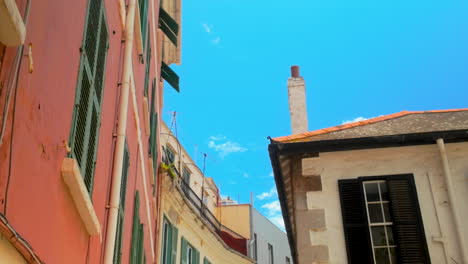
(113, 211, 124, 264)
(139, 0, 148, 50)
(203, 257, 211, 264)
(192, 249, 200, 264)
(171, 226, 178, 264)
(166, 221, 173, 264)
(137, 223, 145, 264)
(70, 0, 109, 194)
(120, 141, 130, 208)
(130, 192, 140, 264)
(159, 7, 179, 46)
(143, 34, 151, 96)
(180, 237, 187, 264)
(161, 61, 179, 92)
(113, 141, 130, 264)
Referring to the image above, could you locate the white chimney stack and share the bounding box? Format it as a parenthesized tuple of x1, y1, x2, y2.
(288, 65, 309, 134)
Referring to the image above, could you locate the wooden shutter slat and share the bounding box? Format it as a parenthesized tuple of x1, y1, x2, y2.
(70, 0, 108, 194)
(159, 7, 178, 46)
(171, 226, 178, 264)
(130, 192, 140, 263)
(193, 248, 200, 264)
(338, 179, 373, 264)
(387, 175, 431, 264)
(161, 61, 179, 92)
(84, 0, 102, 72)
(180, 237, 187, 264)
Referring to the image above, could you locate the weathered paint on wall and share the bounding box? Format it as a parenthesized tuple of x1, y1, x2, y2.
(215, 204, 251, 239)
(0, 0, 170, 262)
(295, 142, 468, 263)
(158, 174, 254, 264)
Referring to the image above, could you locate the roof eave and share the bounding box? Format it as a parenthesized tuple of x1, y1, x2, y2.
(268, 144, 298, 264)
(269, 128, 468, 264)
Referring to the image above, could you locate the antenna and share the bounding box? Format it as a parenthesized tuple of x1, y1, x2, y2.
(201, 153, 207, 205)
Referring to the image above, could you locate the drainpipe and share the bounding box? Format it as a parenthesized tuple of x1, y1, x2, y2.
(436, 138, 468, 264)
(103, 0, 136, 263)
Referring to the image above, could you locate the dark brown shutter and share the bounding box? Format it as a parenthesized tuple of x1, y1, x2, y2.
(387, 174, 431, 264)
(338, 179, 373, 264)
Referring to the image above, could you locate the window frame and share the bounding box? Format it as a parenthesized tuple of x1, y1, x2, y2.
(161, 215, 178, 264)
(268, 243, 274, 264)
(68, 0, 109, 194)
(362, 180, 397, 264)
(338, 174, 431, 264)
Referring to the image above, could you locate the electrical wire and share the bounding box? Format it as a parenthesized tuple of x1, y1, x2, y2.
(0, 0, 31, 146)
(3, 0, 32, 215)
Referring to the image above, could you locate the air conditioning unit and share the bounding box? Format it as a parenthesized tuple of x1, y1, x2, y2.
(0, 0, 26, 46)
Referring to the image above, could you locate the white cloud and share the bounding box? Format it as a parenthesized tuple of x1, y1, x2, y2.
(209, 135, 226, 141)
(262, 200, 285, 230)
(269, 215, 285, 230)
(342, 116, 368, 124)
(208, 136, 247, 158)
(212, 37, 221, 45)
(257, 187, 277, 200)
(202, 23, 212, 33)
(261, 200, 281, 216)
(342, 115, 382, 125)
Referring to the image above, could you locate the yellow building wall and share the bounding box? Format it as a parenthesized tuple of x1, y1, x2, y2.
(215, 205, 251, 239)
(0, 234, 27, 264)
(158, 175, 254, 264)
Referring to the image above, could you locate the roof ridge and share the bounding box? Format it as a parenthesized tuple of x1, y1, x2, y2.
(273, 108, 468, 143)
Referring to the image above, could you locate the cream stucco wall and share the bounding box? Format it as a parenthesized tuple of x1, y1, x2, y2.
(158, 175, 253, 264)
(215, 204, 251, 239)
(161, 123, 218, 213)
(295, 142, 468, 264)
(0, 233, 27, 264)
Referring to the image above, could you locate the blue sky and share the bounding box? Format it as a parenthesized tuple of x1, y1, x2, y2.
(163, 0, 468, 229)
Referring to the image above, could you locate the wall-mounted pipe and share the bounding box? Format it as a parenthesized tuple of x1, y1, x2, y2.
(436, 138, 468, 264)
(102, 0, 136, 263)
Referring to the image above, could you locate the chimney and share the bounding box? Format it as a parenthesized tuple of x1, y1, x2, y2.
(288, 66, 309, 134)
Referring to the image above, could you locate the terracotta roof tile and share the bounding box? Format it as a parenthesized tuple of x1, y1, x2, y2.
(273, 109, 468, 143)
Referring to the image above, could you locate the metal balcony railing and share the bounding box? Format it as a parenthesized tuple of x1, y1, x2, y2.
(173, 171, 248, 256)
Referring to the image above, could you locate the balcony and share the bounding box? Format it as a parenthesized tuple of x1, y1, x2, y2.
(163, 161, 248, 256)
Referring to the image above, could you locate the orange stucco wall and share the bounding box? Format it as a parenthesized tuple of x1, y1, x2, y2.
(0, 0, 164, 263)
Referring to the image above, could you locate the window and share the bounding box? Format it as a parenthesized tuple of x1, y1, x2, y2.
(143, 34, 151, 96)
(165, 147, 175, 164)
(252, 233, 257, 261)
(182, 167, 191, 184)
(203, 257, 212, 264)
(159, 1, 180, 92)
(161, 216, 178, 264)
(159, 6, 179, 47)
(286, 257, 291, 264)
(139, 0, 149, 50)
(69, 0, 108, 194)
(363, 181, 396, 264)
(148, 78, 158, 187)
(161, 61, 180, 92)
(113, 141, 130, 264)
(181, 237, 199, 264)
(268, 243, 274, 264)
(338, 174, 430, 264)
(130, 192, 145, 264)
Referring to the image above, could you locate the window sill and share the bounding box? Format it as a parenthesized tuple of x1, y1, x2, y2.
(61, 158, 101, 236)
(0, 0, 26, 46)
(134, 0, 144, 56)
